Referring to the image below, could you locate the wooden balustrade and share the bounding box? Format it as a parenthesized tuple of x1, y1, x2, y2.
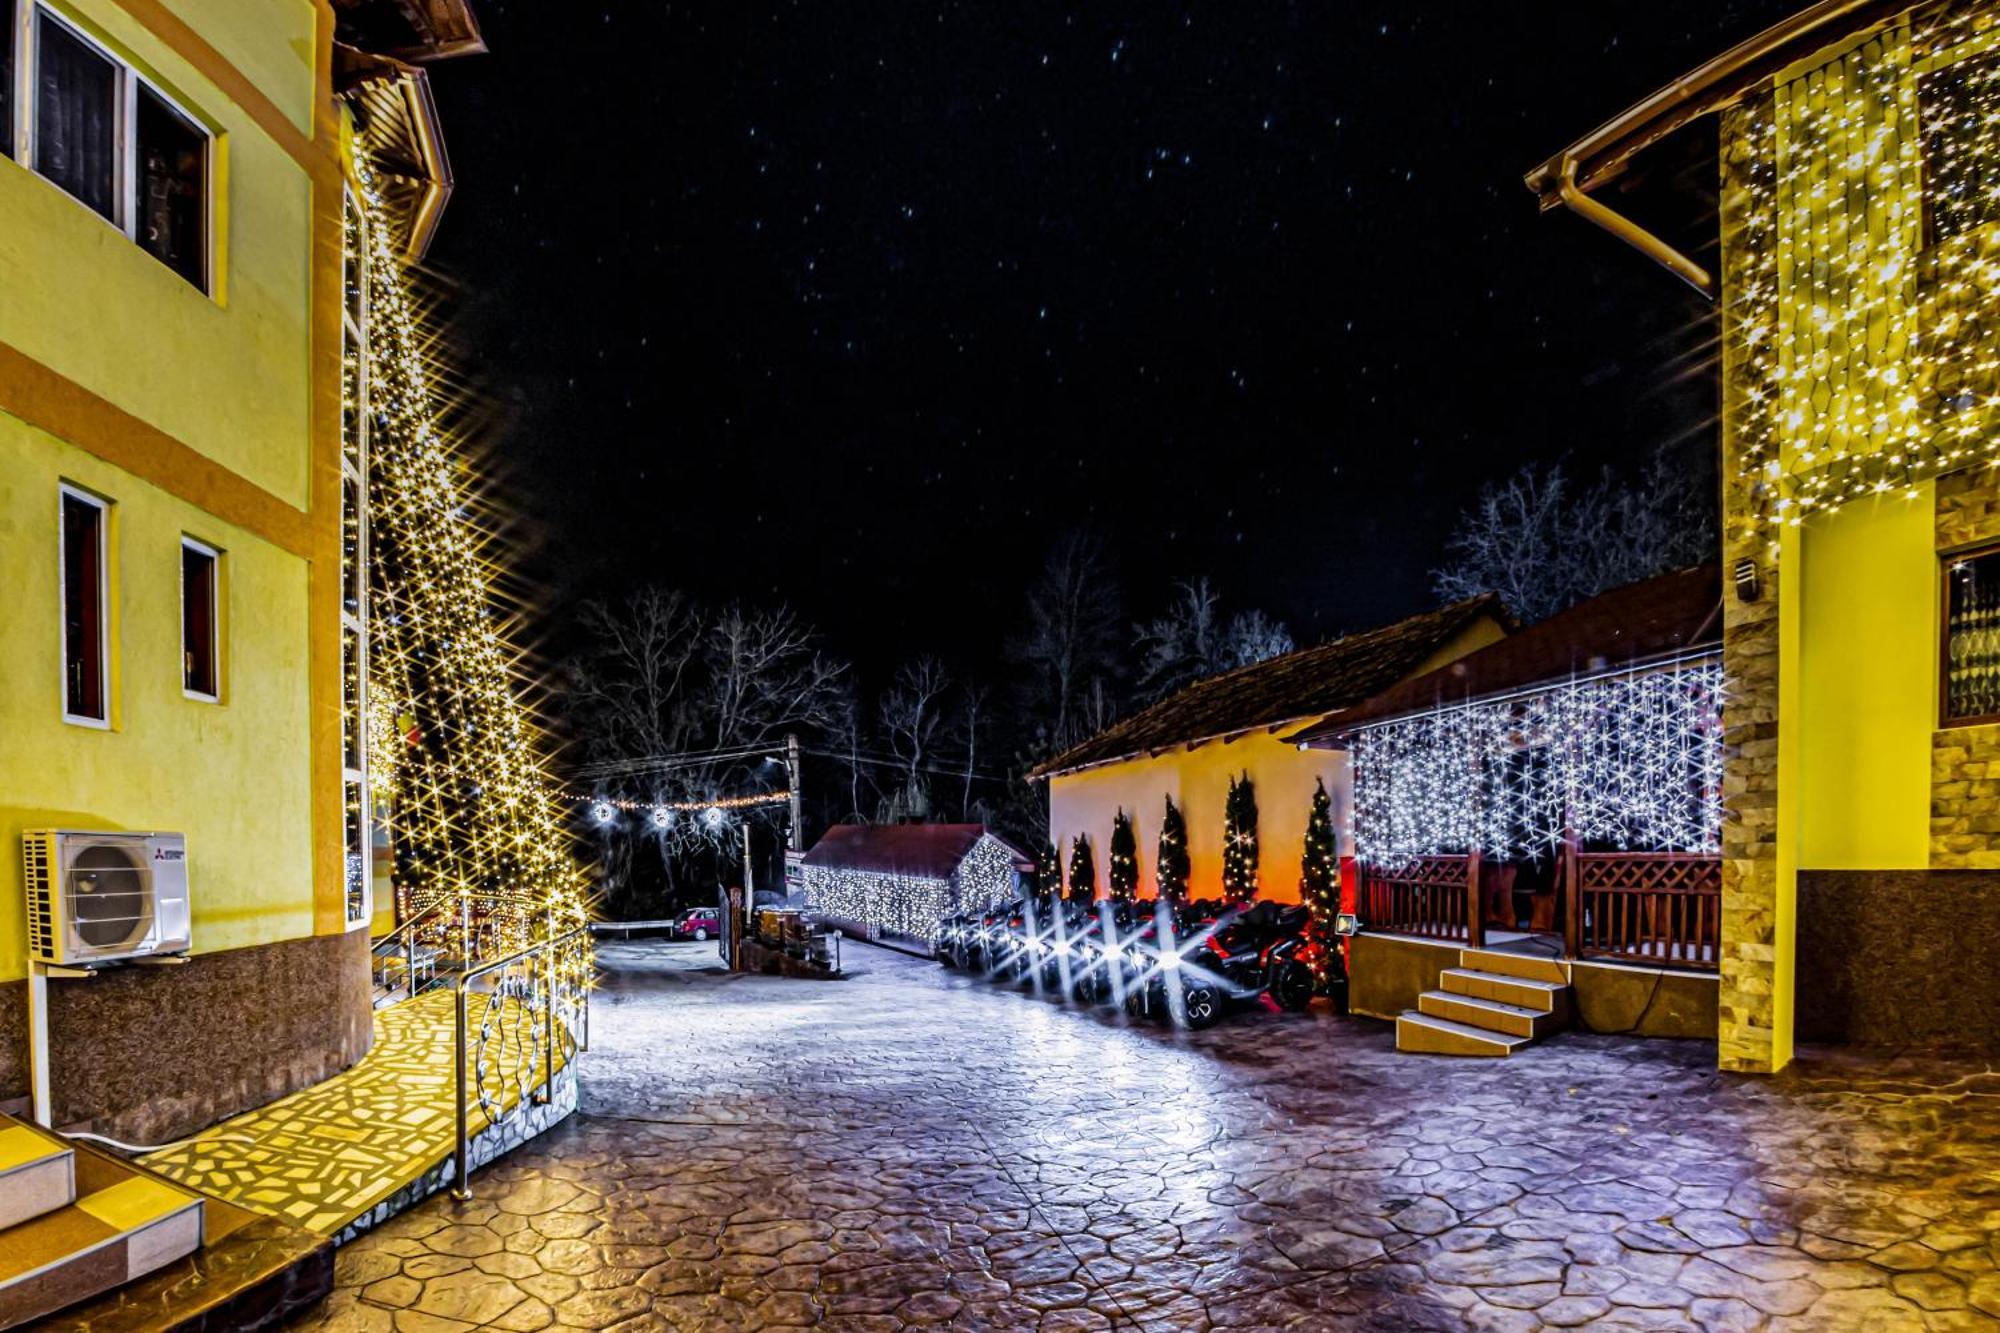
(1360, 855, 1476, 944)
(1565, 848, 1719, 970)
(1362, 845, 1720, 971)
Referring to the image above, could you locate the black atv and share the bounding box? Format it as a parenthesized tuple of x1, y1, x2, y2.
(1134, 899, 1316, 1029)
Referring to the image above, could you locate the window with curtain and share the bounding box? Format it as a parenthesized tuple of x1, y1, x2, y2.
(181, 539, 219, 699)
(137, 85, 205, 287)
(2, 2, 15, 153)
(35, 12, 117, 223)
(61, 488, 108, 724)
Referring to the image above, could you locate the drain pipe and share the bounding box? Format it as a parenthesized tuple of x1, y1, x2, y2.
(1557, 157, 1716, 301)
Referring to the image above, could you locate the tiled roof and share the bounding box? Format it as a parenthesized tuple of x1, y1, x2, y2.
(1027, 595, 1507, 779)
(802, 825, 1033, 880)
(1298, 564, 1722, 741)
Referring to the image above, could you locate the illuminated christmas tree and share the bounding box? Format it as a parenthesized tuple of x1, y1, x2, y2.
(1222, 771, 1259, 906)
(352, 145, 591, 957)
(1156, 794, 1190, 904)
(1039, 838, 1063, 898)
(1068, 834, 1097, 904)
(1300, 777, 1341, 987)
(1107, 808, 1138, 903)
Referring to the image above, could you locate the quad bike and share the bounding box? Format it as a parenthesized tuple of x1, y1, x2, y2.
(1133, 899, 1316, 1029)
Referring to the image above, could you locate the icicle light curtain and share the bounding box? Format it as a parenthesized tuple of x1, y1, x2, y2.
(1350, 658, 1725, 865)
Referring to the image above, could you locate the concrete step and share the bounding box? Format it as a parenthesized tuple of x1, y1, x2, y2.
(0, 1120, 74, 1233)
(1396, 1010, 1530, 1057)
(1418, 989, 1562, 1039)
(1460, 947, 1570, 986)
(1441, 967, 1569, 1017)
(0, 1137, 204, 1332)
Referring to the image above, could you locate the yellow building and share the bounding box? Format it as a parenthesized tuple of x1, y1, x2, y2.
(0, 0, 476, 1140)
(1529, 0, 2000, 1070)
(1031, 599, 1506, 904)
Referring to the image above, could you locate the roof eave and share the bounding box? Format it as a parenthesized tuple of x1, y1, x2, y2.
(1302, 642, 1727, 747)
(1028, 711, 1334, 781)
(1523, 0, 1908, 209)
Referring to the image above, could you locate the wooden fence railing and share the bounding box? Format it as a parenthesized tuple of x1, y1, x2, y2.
(1360, 846, 1721, 971)
(1360, 854, 1479, 946)
(1565, 848, 1719, 971)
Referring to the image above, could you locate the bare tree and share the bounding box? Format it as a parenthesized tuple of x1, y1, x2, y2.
(567, 591, 848, 898)
(879, 656, 951, 821)
(1134, 578, 1222, 701)
(953, 684, 989, 820)
(1132, 577, 1293, 704)
(1432, 456, 1716, 624)
(1015, 533, 1122, 752)
(1222, 608, 1294, 669)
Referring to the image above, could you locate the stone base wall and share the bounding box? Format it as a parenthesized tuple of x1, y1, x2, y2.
(0, 930, 372, 1143)
(1934, 469, 2000, 868)
(1797, 869, 2000, 1047)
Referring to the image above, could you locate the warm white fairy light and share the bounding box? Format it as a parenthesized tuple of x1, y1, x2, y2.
(1351, 657, 1725, 864)
(800, 835, 1019, 943)
(1733, 13, 2000, 539)
(350, 136, 592, 960)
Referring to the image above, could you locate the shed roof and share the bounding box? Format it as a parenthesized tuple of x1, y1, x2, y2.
(802, 825, 1033, 880)
(1295, 564, 1723, 743)
(1027, 595, 1507, 779)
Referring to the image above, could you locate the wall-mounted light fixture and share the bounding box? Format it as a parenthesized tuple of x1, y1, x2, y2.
(1733, 558, 1762, 603)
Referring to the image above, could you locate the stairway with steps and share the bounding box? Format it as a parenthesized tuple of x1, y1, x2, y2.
(1396, 946, 1571, 1056)
(0, 1114, 205, 1330)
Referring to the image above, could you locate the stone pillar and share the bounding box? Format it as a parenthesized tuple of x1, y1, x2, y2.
(1715, 102, 1793, 1073)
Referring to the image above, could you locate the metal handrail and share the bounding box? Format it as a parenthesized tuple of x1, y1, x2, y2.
(371, 892, 526, 1001)
(452, 923, 591, 1200)
(370, 899, 452, 1000)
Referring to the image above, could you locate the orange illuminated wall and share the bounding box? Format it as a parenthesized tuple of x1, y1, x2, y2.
(1047, 729, 1350, 904)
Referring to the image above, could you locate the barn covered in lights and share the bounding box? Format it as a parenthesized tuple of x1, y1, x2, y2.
(799, 825, 1032, 950)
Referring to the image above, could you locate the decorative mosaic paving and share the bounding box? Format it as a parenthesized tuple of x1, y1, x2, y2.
(302, 940, 2000, 1331)
(143, 990, 574, 1238)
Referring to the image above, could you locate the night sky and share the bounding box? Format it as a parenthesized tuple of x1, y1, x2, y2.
(426, 1, 1800, 680)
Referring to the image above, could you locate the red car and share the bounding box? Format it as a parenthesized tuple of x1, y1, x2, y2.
(674, 909, 720, 941)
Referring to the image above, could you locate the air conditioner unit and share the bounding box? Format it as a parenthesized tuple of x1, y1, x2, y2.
(23, 831, 192, 966)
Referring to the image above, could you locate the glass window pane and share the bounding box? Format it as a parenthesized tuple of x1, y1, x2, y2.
(342, 472, 362, 617)
(1924, 54, 2000, 247)
(136, 84, 205, 288)
(342, 624, 363, 772)
(35, 15, 117, 222)
(181, 543, 217, 697)
(2, 4, 14, 156)
(1945, 548, 2000, 722)
(61, 491, 105, 721)
(345, 779, 368, 926)
(343, 196, 365, 330)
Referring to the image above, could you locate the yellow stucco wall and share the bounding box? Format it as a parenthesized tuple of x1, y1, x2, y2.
(1797, 488, 1936, 871)
(0, 0, 317, 509)
(1050, 731, 1351, 904)
(1046, 617, 1507, 902)
(0, 419, 316, 979)
(0, 0, 329, 983)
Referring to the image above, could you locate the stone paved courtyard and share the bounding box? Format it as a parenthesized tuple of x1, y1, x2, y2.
(293, 939, 2000, 1330)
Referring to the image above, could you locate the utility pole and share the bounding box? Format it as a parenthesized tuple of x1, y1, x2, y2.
(740, 821, 756, 968)
(785, 732, 803, 850)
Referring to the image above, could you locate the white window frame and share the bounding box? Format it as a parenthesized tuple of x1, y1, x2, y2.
(9, 1, 213, 292)
(340, 188, 372, 932)
(58, 482, 110, 729)
(179, 534, 220, 703)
